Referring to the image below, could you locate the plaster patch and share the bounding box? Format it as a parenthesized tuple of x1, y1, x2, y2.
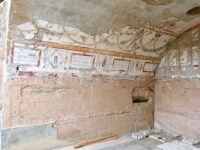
(36, 20, 49, 28)
(17, 22, 38, 40)
(36, 19, 181, 57)
(47, 23, 64, 33)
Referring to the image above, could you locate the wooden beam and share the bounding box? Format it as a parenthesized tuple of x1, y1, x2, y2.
(74, 135, 120, 149)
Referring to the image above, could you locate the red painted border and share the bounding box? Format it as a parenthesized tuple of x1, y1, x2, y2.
(18, 71, 36, 77)
(11, 41, 42, 67)
(112, 59, 130, 72)
(70, 53, 95, 69)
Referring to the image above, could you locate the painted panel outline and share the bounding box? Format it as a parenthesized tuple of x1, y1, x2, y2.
(112, 59, 130, 72)
(11, 41, 42, 67)
(70, 53, 95, 69)
(143, 62, 158, 72)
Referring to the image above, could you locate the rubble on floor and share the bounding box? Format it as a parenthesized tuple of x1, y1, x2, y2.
(54, 131, 200, 150)
(132, 129, 200, 150)
(165, 132, 182, 139)
(132, 129, 162, 139)
(157, 140, 200, 150)
(182, 136, 200, 145)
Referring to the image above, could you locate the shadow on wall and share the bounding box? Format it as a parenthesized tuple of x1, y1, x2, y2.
(132, 77, 155, 103)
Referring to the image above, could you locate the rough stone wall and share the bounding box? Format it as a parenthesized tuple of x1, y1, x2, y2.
(155, 79, 200, 139)
(2, 77, 154, 140)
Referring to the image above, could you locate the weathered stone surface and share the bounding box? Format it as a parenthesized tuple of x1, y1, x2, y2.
(2, 77, 154, 130)
(1, 76, 154, 146)
(56, 111, 153, 143)
(155, 79, 200, 140)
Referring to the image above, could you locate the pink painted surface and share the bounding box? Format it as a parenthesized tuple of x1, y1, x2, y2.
(18, 71, 36, 77)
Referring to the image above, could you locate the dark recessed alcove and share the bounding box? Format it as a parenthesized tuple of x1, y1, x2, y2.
(187, 7, 200, 15)
(132, 96, 149, 103)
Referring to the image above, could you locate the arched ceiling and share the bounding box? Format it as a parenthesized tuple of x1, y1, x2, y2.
(13, 0, 200, 58)
(21, 0, 200, 34)
(156, 26, 200, 79)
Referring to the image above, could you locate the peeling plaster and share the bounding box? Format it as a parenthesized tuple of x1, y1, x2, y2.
(156, 26, 200, 79)
(17, 22, 38, 39)
(12, 16, 200, 79)
(20, 0, 200, 34)
(8, 41, 156, 80)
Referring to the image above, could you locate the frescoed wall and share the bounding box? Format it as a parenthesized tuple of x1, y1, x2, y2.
(1, 0, 200, 149)
(155, 26, 200, 140)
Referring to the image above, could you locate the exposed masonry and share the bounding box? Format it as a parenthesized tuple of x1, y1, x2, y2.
(1, 76, 155, 148)
(2, 77, 154, 129)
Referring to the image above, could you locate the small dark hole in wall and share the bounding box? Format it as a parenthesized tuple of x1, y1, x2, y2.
(16, 66, 19, 71)
(132, 96, 149, 103)
(187, 7, 200, 15)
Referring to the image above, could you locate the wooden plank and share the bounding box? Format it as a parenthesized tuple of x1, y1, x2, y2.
(42, 41, 159, 61)
(74, 135, 120, 149)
